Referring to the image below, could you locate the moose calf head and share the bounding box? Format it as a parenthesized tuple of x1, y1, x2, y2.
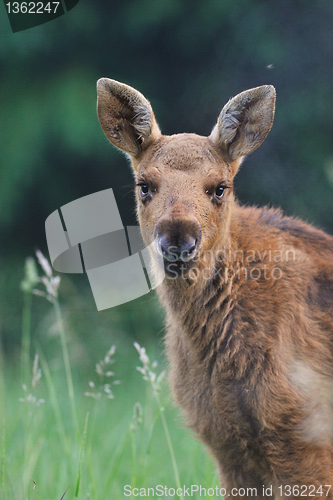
(97, 79, 275, 277)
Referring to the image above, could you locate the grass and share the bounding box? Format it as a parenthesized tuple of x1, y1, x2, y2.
(0, 253, 219, 499)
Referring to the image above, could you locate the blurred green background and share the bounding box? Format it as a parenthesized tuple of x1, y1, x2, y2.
(0, 0, 333, 497)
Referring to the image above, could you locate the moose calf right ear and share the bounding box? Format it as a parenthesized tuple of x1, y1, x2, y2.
(97, 78, 161, 159)
(210, 85, 276, 169)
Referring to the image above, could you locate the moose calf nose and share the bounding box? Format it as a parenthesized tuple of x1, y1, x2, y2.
(155, 213, 202, 267)
(159, 235, 198, 262)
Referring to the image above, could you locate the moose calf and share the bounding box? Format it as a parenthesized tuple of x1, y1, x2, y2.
(97, 79, 333, 498)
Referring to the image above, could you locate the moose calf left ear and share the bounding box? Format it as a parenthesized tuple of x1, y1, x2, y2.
(97, 78, 161, 159)
(210, 85, 276, 171)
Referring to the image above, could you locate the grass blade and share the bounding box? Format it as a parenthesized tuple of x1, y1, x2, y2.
(1, 418, 5, 500)
(53, 301, 80, 443)
(37, 347, 69, 458)
(74, 412, 89, 499)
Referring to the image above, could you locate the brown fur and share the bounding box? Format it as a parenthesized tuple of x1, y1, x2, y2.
(97, 78, 333, 498)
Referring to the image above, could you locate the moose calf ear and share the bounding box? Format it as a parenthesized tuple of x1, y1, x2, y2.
(97, 78, 161, 159)
(210, 85, 276, 171)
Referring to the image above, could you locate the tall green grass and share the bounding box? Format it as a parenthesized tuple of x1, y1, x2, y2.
(0, 253, 219, 499)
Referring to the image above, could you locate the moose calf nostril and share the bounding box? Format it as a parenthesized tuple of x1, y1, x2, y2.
(158, 237, 178, 261)
(188, 239, 197, 255)
(161, 237, 198, 262)
(180, 238, 197, 262)
(159, 237, 172, 257)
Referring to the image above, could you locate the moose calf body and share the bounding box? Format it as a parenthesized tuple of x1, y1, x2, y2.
(97, 79, 333, 498)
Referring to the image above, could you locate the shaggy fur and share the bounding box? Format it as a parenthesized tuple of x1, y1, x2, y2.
(97, 79, 333, 499)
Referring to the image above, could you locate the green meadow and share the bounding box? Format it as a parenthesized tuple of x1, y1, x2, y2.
(0, 253, 219, 500)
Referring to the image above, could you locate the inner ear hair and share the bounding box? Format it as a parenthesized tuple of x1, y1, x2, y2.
(211, 85, 276, 164)
(97, 78, 161, 158)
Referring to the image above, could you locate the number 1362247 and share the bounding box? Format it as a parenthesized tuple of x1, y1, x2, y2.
(5, 2, 60, 14)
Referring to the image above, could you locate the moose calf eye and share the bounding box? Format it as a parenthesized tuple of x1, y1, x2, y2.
(215, 186, 224, 198)
(140, 184, 149, 196)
